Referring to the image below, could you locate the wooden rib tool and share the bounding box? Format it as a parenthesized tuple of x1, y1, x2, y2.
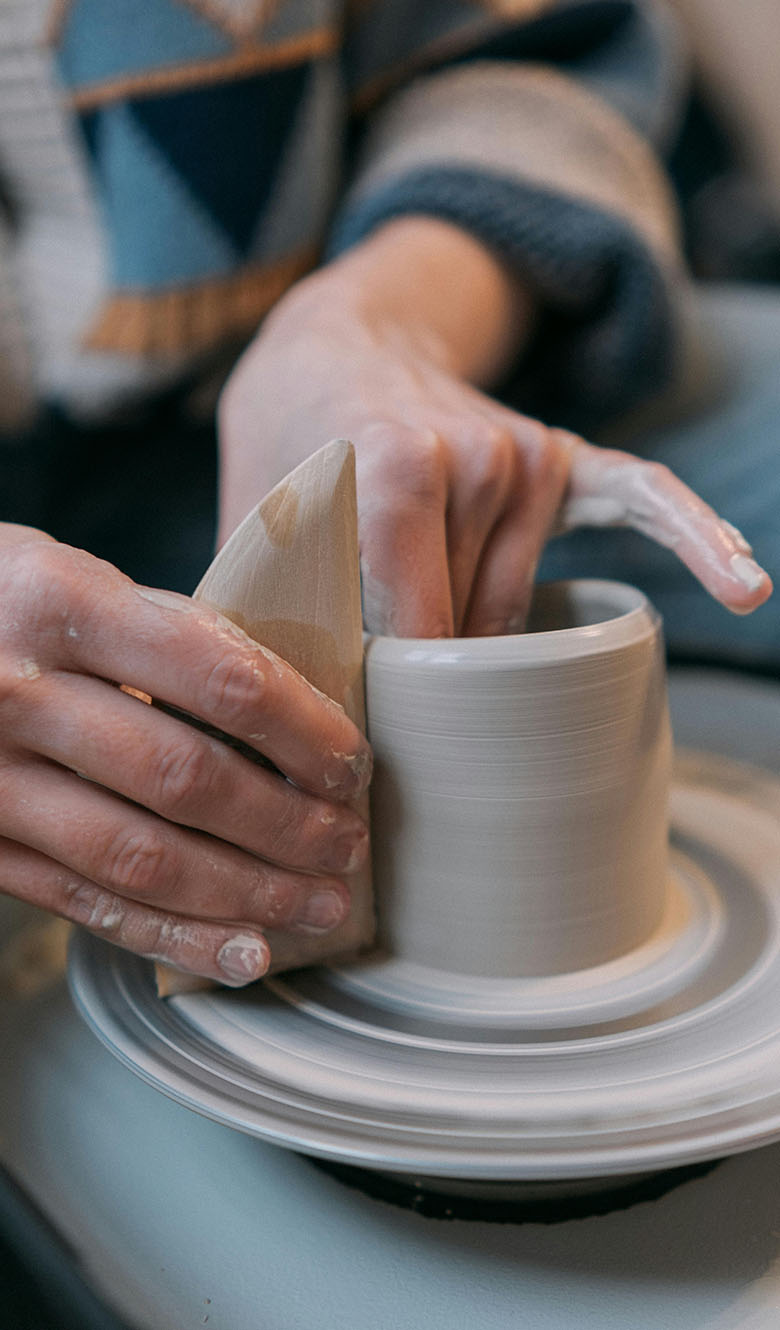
(156, 439, 374, 996)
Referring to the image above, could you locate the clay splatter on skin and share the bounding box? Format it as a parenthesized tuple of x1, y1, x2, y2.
(730, 553, 766, 591)
(556, 494, 633, 532)
(216, 934, 269, 982)
(159, 921, 202, 946)
(135, 591, 361, 733)
(333, 749, 373, 783)
(556, 460, 770, 602)
(144, 923, 269, 984)
(557, 471, 691, 549)
(83, 891, 123, 931)
(325, 749, 373, 791)
(99, 912, 124, 931)
(721, 521, 753, 554)
(343, 844, 366, 874)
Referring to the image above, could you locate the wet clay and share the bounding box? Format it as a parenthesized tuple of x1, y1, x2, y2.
(365, 582, 672, 977)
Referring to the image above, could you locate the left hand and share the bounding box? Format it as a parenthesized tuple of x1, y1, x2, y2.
(218, 219, 772, 637)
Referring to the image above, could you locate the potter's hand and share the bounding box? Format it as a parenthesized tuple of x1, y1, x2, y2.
(0, 527, 371, 984)
(219, 218, 772, 636)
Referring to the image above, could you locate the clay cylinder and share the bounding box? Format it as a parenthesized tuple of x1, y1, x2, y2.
(364, 581, 672, 978)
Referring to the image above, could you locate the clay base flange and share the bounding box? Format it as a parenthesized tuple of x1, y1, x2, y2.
(288, 849, 722, 1032)
(69, 749, 780, 1184)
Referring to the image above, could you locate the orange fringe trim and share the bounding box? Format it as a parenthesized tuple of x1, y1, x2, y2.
(84, 247, 317, 357)
(70, 27, 337, 109)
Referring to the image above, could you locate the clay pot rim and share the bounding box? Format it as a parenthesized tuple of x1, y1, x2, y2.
(365, 580, 659, 668)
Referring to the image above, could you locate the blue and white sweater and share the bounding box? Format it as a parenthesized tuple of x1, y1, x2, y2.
(0, 0, 691, 434)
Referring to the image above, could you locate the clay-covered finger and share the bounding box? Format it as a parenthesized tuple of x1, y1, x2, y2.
(558, 436, 772, 613)
(358, 435, 454, 637)
(10, 671, 368, 878)
(30, 549, 372, 800)
(462, 434, 570, 635)
(0, 758, 352, 936)
(0, 836, 270, 985)
(444, 427, 516, 633)
(360, 510, 453, 637)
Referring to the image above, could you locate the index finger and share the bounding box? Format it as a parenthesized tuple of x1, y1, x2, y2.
(62, 579, 372, 802)
(555, 435, 773, 615)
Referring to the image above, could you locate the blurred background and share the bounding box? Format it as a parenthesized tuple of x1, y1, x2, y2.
(668, 0, 780, 282)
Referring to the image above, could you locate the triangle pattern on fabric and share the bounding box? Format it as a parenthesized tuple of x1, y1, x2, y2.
(263, 0, 332, 43)
(83, 247, 315, 355)
(248, 58, 335, 263)
(83, 100, 239, 286)
(128, 63, 312, 257)
(180, 0, 278, 40)
(56, 0, 231, 90)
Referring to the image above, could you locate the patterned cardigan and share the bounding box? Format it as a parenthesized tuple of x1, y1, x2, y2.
(0, 0, 690, 435)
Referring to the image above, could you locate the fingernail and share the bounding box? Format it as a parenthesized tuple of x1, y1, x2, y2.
(335, 825, 369, 874)
(217, 934, 269, 984)
(326, 747, 373, 796)
(730, 553, 767, 592)
(298, 889, 348, 932)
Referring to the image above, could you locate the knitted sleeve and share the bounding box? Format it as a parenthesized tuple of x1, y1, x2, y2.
(330, 0, 692, 431)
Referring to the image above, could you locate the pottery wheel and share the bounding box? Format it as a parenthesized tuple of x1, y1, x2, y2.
(69, 670, 780, 1183)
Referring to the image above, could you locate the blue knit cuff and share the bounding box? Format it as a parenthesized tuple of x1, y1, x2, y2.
(329, 164, 677, 432)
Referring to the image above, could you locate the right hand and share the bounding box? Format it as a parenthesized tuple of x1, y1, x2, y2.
(220, 222, 772, 638)
(0, 527, 372, 985)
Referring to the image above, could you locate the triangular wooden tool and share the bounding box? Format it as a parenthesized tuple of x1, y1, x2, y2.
(156, 439, 374, 997)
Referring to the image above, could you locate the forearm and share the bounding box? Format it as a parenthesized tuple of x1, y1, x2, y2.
(219, 213, 770, 638)
(265, 216, 535, 389)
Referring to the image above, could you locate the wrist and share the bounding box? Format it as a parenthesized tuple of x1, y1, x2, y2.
(266, 216, 534, 387)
